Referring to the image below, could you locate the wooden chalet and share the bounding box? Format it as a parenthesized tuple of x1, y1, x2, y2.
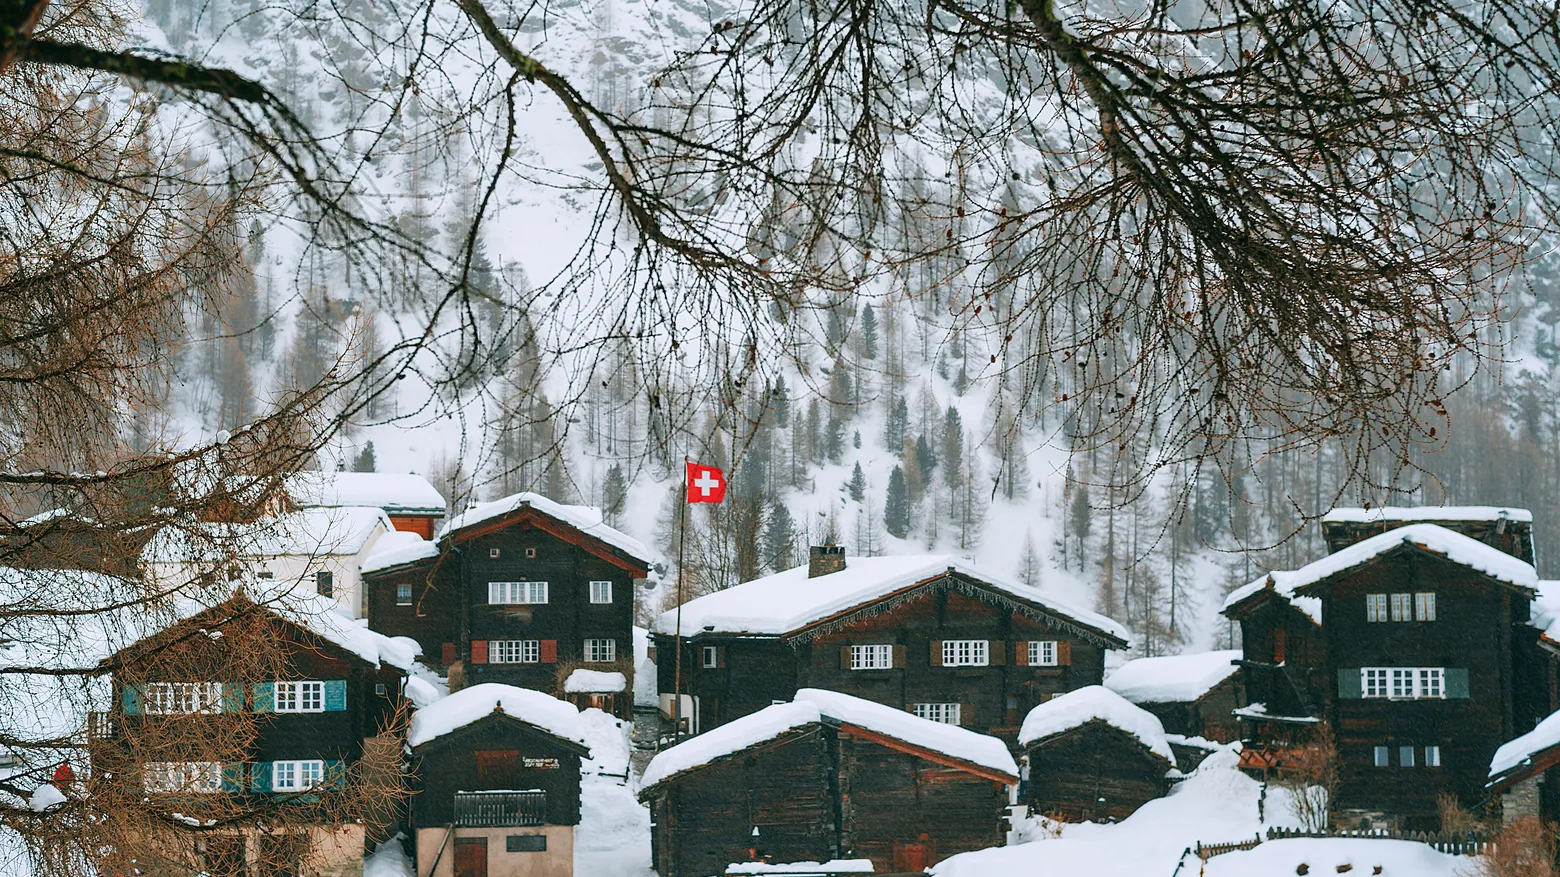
(94, 586, 413, 877)
(650, 548, 1130, 742)
(638, 688, 1017, 877)
(1018, 685, 1177, 822)
(361, 493, 651, 716)
(1320, 506, 1534, 565)
(1104, 650, 1244, 744)
(407, 684, 589, 877)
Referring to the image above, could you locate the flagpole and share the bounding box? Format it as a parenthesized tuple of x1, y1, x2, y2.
(672, 455, 688, 742)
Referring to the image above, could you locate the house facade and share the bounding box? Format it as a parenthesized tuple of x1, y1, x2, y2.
(651, 549, 1129, 742)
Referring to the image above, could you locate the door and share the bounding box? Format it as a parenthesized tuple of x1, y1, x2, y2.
(453, 838, 487, 877)
(893, 835, 935, 872)
(474, 750, 519, 789)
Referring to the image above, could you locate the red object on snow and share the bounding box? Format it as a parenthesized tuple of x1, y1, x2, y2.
(52, 762, 74, 788)
(685, 463, 727, 504)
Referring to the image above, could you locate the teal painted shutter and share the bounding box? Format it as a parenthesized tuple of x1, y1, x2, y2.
(220, 763, 245, 792)
(251, 761, 272, 793)
(221, 682, 245, 713)
(1445, 668, 1470, 699)
(324, 680, 347, 712)
(252, 682, 274, 713)
(326, 759, 347, 788)
(1337, 668, 1362, 699)
(120, 683, 143, 715)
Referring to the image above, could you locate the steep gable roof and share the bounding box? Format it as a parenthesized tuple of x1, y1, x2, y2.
(1488, 706, 1560, 793)
(1288, 523, 1537, 597)
(408, 683, 590, 753)
(1221, 571, 1323, 625)
(287, 472, 447, 516)
(1018, 685, 1176, 766)
(439, 492, 652, 571)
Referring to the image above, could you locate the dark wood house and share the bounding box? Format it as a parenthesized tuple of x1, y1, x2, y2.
(406, 684, 590, 877)
(651, 549, 1129, 742)
(361, 492, 651, 715)
(94, 586, 412, 877)
(1018, 685, 1177, 822)
(1221, 570, 1330, 770)
(1104, 650, 1244, 743)
(638, 688, 1017, 877)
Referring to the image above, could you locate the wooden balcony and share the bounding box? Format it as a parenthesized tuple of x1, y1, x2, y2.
(452, 790, 546, 827)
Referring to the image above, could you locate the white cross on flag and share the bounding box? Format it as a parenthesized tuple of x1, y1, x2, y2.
(685, 462, 727, 504)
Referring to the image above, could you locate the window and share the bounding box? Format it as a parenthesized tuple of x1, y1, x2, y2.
(143, 762, 222, 793)
(942, 640, 989, 667)
(490, 640, 541, 664)
(395, 583, 412, 606)
(1390, 593, 1412, 622)
(525, 547, 537, 558)
(1400, 746, 1416, 767)
(1374, 746, 1390, 767)
(489, 581, 548, 604)
(913, 703, 962, 724)
(490, 548, 501, 558)
(271, 759, 324, 792)
(851, 645, 893, 670)
(1425, 745, 1442, 767)
(507, 835, 547, 853)
(144, 682, 223, 714)
(590, 580, 613, 604)
(1415, 592, 1437, 621)
(1366, 593, 1388, 622)
(702, 646, 719, 668)
(584, 639, 616, 662)
(375, 683, 388, 696)
(274, 681, 325, 713)
(315, 571, 334, 598)
(1361, 667, 1446, 700)
(1029, 641, 1058, 666)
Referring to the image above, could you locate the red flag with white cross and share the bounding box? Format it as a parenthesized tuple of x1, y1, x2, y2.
(685, 462, 727, 504)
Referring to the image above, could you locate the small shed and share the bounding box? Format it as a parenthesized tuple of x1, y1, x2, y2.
(639, 688, 1016, 877)
(1019, 685, 1176, 822)
(562, 668, 628, 720)
(408, 684, 591, 877)
(1104, 650, 1244, 743)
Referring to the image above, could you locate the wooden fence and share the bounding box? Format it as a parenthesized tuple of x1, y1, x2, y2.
(1263, 826, 1494, 855)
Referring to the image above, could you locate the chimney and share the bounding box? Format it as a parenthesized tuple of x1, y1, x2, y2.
(808, 544, 846, 578)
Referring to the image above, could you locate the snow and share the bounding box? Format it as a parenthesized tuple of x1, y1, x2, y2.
(650, 554, 1128, 644)
(1284, 523, 1536, 595)
(287, 472, 447, 515)
(362, 837, 414, 877)
(1018, 686, 1175, 765)
(404, 675, 446, 709)
(1202, 839, 1470, 877)
(240, 583, 419, 671)
(1105, 651, 1242, 704)
(142, 506, 391, 561)
(1222, 571, 1324, 624)
(407, 683, 589, 749)
(794, 689, 1017, 779)
(633, 627, 658, 708)
(1322, 505, 1533, 524)
(726, 862, 875, 875)
(439, 492, 652, 566)
(360, 530, 440, 573)
(575, 712, 653, 876)
(565, 669, 626, 694)
(26, 785, 63, 812)
(1490, 706, 1560, 780)
(640, 702, 821, 789)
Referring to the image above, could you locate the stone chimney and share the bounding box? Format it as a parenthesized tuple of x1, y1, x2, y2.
(808, 544, 846, 578)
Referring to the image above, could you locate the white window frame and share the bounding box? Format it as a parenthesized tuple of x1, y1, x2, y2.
(584, 639, 616, 663)
(942, 640, 989, 667)
(143, 761, 223, 793)
(1363, 668, 1389, 698)
(1361, 667, 1445, 700)
(1373, 746, 1390, 767)
(144, 682, 223, 715)
(1415, 592, 1437, 622)
(912, 703, 962, 724)
(395, 582, 412, 606)
(702, 646, 719, 668)
(490, 640, 540, 664)
(489, 581, 548, 605)
(1029, 641, 1058, 667)
(1425, 745, 1442, 767)
(589, 580, 613, 604)
(272, 759, 325, 792)
(1389, 593, 1413, 622)
(1366, 593, 1388, 622)
(274, 681, 325, 713)
(850, 644, 893, 670)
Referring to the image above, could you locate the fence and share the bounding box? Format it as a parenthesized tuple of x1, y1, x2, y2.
(452, 790, 547, 827)
(1264, 826, 1494, 856)
(1194, 835, 1264, 860)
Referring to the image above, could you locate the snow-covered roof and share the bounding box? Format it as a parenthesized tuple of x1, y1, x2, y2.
(439, 492, 651, 566)
(1018, 685, 1176, 765)
(360, 530, 440, 574)
(650, 554, 1128, 645)
(287, 471, 447, 515)
(142, 507, 391, 562)
(1527, 581, 1560, 645)
(408, 683, 589, 750)
(1490, 707, 1560, 784)
(564, 669, 626, 693)
(1221, 571, 1323, 624)
(1105, 651, 1242, 705)
(1322, 506, 1532, 524)
(1287, 523, 1537, 596)
(641, 689, 1017, 790)
(727, 862, 875, 875)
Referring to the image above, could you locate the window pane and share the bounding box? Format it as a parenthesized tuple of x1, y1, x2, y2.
(1425, 745, 1442, 767)
(396, 583, 412, 605)
(590, 581, 612, 604)
(1374, 746, 1390, 767)
(1392, 669, 1414, 698)
(1419, 668, 1443, 698)
(1416, 593, 1437, 622)
(1400, 746, 1415, 767)
(1390, 593, 1412, 622)
(1367, 594, 1387, 622)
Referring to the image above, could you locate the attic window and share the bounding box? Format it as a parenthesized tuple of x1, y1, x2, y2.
(525, 547, 537, 558)
(490, 548, 501, 559)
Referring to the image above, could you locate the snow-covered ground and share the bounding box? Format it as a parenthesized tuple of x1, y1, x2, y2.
(577, 708, 654, 876)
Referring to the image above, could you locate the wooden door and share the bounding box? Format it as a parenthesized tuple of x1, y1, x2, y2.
(454, 839, 487, 877)
(893, 836, 935, 872)
(474, 750, 519, 789)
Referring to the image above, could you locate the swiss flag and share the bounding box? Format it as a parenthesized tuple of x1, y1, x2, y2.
(686, 462, 727, 504)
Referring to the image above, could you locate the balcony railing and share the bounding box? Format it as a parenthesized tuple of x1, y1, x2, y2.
(453, 790, 547, 827)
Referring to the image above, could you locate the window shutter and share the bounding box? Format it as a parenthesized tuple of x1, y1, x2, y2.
(221, 763, 245, 793)
(251, 761, 272, 793)
(1057, 641, 1072, 666)
(930, 641, 944, 667)
(717, 646, 726, 669)
(324, 680, 347, 712)
(441, 642, 457, 666)
(471, 640, 489, 665)
(1015, 642, 1030, 667)
(892, 645, 906, 669)
(840, 646, 852, 669)
(251, 682, 274, 713)
(989, 640, 1005, 666)
(1445, 668, 1470, 699)
(326, 759, 348, 788)
(221, 682, 245, 713)
(1337, 668, 1362, 699)
(120, 683, 143, 715)
(540, 640, 558, 664)
(1273, 628, 1287, 664)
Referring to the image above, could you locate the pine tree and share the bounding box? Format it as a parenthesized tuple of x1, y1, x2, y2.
(861, 304, 880, 360)
(1018, 532, 1042, 587)
(771, 374, 791, 426)
(952, 443, 988, 550)
(601, 464, 628, 526)
(941, 406, 964, 489)
(885, 466, 911, 538)
(761, 500, 797, 573)
(805, 399, 822, 465)
(915, 433, 937, 479)
(353, 442, 377, 472)
(901, 435, 925, 504)
(884, 395, 909, 450)
(1069, 483, 1092, 571)
(853, 430, 862, 449)
(848, 462, 866, 502)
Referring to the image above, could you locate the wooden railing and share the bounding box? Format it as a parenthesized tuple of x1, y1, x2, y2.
(452, 790, 546, 827)
(1264, 826, 1494, 855)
